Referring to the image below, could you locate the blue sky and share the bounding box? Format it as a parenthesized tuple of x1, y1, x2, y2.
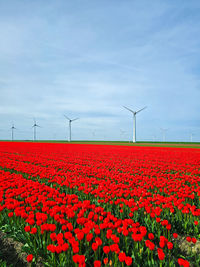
(0, 0, 200, 142)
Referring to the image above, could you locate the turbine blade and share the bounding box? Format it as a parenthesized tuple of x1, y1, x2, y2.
(64, 115, 70, 120)
(136, 106, 147, 114)
(123, 106, 134, 113)
(71, 117, 79, 122)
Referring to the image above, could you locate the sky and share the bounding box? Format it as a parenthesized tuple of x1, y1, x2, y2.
(0, 0, 200, 142)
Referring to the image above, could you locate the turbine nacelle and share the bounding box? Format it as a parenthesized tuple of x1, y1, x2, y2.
(11, 124, 16, 130)
(123, 106, 147, 116)
(64, 115, 79, 122)
(32, 119, 41, 128)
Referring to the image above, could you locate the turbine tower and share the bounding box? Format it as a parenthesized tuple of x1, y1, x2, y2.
(11, 123, 16, 141)
(64, 115, 79, 142)
(32, 119, 41, 141)
(123, 106, 147, 143)
(160, 128, 168, 142)
(92, 130, 96, 140)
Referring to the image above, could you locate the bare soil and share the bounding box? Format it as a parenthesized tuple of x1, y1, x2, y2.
(0, 231, 43, 267)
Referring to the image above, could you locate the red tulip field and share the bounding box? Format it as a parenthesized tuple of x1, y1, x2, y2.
(0, 142, 200, 266)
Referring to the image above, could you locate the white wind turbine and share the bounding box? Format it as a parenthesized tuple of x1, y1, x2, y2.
(11, 123, 16, 141)
(32, 119, 41, 141)
(120, 129, 126, 141)
(160, 128, 168, 142)
(153, 134, 156, 142)
(64, 115, 79, 142)
(190, 133, 194, 142)
(123, 106, 147, 143)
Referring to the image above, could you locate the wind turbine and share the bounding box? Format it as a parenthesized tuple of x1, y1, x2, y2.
(160, 128, 168, 142)
(11, 123, 16, 141)
(120, 129, 126, 141)
(190, 133, 194, 142)
(123, 106, 147, 143)
(32, 119, 41, 141)
(64, 115, 79, 142)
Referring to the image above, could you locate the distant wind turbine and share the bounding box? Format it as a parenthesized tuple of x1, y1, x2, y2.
(32, 119, 41, 141)
(190, 133, 194, 142)
(160, 128, 168, 142)
(123, 106, 147, 143)
(152, 134, 156, 142)
(120, 129, 126, 140)
(64, 115, 79, 142)
(11, 123, 16, 141)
